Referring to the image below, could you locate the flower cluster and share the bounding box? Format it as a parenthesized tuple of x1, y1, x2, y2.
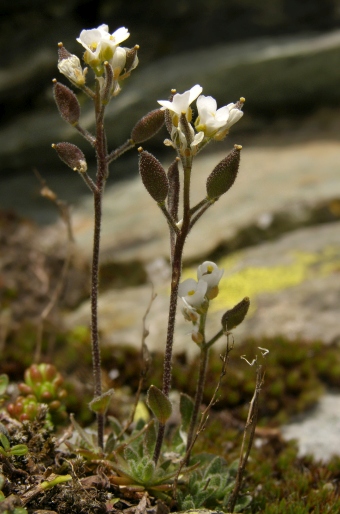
(178, 261, 224, 345)
(158, 85, 244, 153)
(179, 261, 224, 312)
(57, 24, 138, 93)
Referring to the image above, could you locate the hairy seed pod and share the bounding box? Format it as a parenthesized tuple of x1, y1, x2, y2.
(131, 109, 165, 144)
(138, 149, 169, 202)
(206, 144, 242, 200)
(53, 82, 80, 125)
(52, 142, 87, 173)
(221, 297, 250, 332)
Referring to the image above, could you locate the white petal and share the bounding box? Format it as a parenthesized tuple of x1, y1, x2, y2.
(188, 84, 203, 103)
(178, 278, 198, 297)
(157, 99, 175, 111)
(111, 27, 130, 44)
(197, 95, 217, 115)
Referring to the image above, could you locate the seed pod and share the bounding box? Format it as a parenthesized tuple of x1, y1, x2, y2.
(52, 142, 87, 173)
(167, 158, 180, 221)
(221, 297, 250, 332)
(53, 81, 80, 125)
(206, 144, 242, 200)
(138, 149, 169, 202)
(131, 109, 165, 144)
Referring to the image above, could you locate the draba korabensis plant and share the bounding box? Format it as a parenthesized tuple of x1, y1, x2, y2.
(50, 23, 258, 511)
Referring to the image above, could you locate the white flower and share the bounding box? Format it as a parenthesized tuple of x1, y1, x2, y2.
(158, 85, 203, 117)
(196, 95, 244, 138)
(178, 278, 207, 309)
(197, 261, 224, 290)
(58, 55, 87, 86)
(77, 25, 130, 69)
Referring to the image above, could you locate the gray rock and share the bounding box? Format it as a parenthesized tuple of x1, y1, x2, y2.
(282, 393, 340, 462)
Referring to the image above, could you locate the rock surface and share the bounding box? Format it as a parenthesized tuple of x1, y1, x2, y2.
(282, 393, 340, 461)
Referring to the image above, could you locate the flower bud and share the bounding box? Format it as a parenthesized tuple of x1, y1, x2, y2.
(206, 145, 242, 200)
(53, 81, 80, 126)
(58, 49, 86, 87)
(52, 142, 87, 173)
(138, 148, 169, 203)
(221, 297, 250, 332)
(131, 109, 165, 144)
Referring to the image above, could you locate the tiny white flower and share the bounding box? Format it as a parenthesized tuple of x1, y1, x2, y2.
(178, 278, 207, 308)
(196, 95, 244, 138)
(197, 261, 224, 290)
(77, 25, 130, 70)
(158, 85, 203, 117)
(58, 55, 86, 86)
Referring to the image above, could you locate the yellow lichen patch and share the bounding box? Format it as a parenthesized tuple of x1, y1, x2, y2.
(179, 246, 339, 316)
(211, 248, 339, 313)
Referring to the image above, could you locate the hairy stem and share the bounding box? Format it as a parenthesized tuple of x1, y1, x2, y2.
(153, 158, 192, 463)
(90, 82, 109, 450)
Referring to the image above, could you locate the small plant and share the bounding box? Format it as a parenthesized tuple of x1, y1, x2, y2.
(1, 21, 309, 514)
(6, 363, 67, 425)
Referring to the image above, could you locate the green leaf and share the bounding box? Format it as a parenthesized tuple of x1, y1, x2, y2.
(143, 419, 156, 457)
(0, 434, 10, 452)
(124, 446, 139, 464)
(141, 459, 155, 484)
(234, 494, 252, 511)
(88, 388, 114, 415)
(180, 393, 194, 432)
(146, 386, 172, 424)
(9, 444, 28, 456)
(204, 455, 226, 476)
(70, 414, 97, 450)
